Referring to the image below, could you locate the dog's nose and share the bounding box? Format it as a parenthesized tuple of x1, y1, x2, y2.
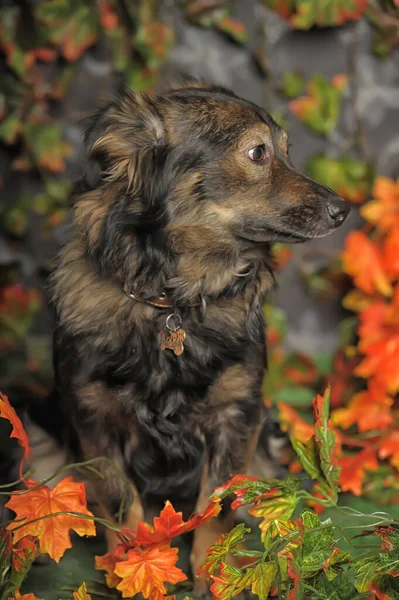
(326, 197, 350, 228)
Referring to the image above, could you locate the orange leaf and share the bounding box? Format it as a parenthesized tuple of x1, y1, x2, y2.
(135, 499, 221, 547)
(332, 381, 394, 433)
(95, 549, 123, 588)
(382, 226, 399, 278)
(361, 177, 399, 232)
(0, 392, 31, 478)
(277, 403, 314, 443)
(339, 448, 378, 495)
(9, 592, 43, 600)
(6, 477, 95, 562)
(73, 582, 91, 600)
(114, 546, 187, 599)
(341, 231, 392, 297)
(379, 430, 399, 470)
(12, 536, 39, 572)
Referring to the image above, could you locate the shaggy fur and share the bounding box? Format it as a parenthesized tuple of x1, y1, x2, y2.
(31, 83, 349, 597)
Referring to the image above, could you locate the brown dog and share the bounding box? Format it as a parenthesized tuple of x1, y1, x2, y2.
(34, 83, 349, 596)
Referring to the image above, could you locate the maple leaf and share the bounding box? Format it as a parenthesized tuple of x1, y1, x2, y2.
(8, 592, 43, 600)
(313, 387, 341, 492)
(250, 494, 298, 540)
(95, 548, 124, 588)
(114, 546, 186, 599)
(382, 226, 399, 279)
(73, 582, 91, 600)
(355, 291, 399, 394)
(200, 523, 250, 578)
(379, 431, 399, 471)
(6, 477, 96, 562)
(339, 448, 378, 496)
(332, 381, 394, 433)
(209, 562, 243, 599)
(277, 403, 314, 444)
(12, 536, 39, 573)
(0, 392, 31, 478)
(342, 231, 392, 297)
(361, 177, 399, 232)
(135, 498, 221, 547)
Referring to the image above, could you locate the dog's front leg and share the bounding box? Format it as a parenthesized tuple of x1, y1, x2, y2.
(191, 406, 263, 598)
(78, 430, 144, 552)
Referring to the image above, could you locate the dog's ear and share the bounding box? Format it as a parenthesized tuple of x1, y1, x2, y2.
(79, 88, 165, 194)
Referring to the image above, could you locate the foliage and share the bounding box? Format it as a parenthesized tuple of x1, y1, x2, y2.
(1, 389, 399, 599)
(264, 0, 368, 29)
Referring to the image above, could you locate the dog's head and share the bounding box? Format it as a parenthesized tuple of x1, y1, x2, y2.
(76, 84, 349, 294)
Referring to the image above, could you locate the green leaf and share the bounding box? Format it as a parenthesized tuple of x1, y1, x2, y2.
(370, 574, 399, 599)
(289, 73, 347, 135)
(265, 0, 367, 30)
(214, 17, 248, 44)
(24, 123, 71, 172)
(250, 562, 276, 600)
(291, 436, 321, 479)
(355, 556, 380, 592)
(2, 207, 29, 237)
(0, 113, 22, 144)
(314, 388, 340, 494)
(306, 154, 374, 204)
(202, 523, 250, 576)
(35, 0, 99, 62)
(281, 70, 305, 98)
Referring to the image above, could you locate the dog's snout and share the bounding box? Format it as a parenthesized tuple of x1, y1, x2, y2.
(326, 197, 350, 228)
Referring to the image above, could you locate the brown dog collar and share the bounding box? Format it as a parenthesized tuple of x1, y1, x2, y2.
(123, 282, 201, 309)
(123, 264, 254, 309)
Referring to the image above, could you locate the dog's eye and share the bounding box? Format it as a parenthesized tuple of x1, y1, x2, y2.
(247, 145, 268, 163)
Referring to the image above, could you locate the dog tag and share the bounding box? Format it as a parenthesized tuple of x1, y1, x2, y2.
(160, 314, 186, 356)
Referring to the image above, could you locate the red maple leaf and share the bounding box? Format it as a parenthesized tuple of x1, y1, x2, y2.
(342, 231, 392, 297)
(6, 477, 96, 562)
(379, 430, 399, 470)
(0, 392, 31, 478)
(361, 177, 399, 232)
(114, 546, 186, 599)
(332, 381, 394, 433)
(339, 448, 379, 496)
(134, 499, 221, 547)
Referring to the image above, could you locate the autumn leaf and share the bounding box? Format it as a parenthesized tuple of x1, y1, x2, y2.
(24, 123, 71, 172)
(0, 392, 31, 478)
(209, 562, 243, 599)
(35, 0, 99, 62)
(135, 498, 221, 547)
(341, 231, 392, 297)
(95, 547, 124, 589)
(382, 226, 399, 279)
(332, 381, 394, 433)
(306, 154, 373, 203)
(73, 582, 91, 600)
(361, 177, 399, 232)
(249, 562, 276, 599)
(355, 291, 399, 394)
(265, 0, 367, 29)
(339, 448, 379, 496)
(114, 546, 186, 599)
(313, 387, 340, 493)
(12, 536, 39, 573)
(379, 431, 399, 471)
(6, 476, 96, 562)
(9, 592, 44, 600)
(200, 523, 250, 578)
(277, 403, 314, 444)
(289, 74, 347, 135)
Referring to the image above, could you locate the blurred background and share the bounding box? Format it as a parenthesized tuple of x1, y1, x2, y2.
(0, 0, 399, 496)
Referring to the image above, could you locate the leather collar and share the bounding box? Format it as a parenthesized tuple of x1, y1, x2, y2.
(123, 282, 201, 309)
(123, 264, 253, 309)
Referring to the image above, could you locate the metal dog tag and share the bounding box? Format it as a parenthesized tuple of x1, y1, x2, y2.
(160, 314, 186, 356)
